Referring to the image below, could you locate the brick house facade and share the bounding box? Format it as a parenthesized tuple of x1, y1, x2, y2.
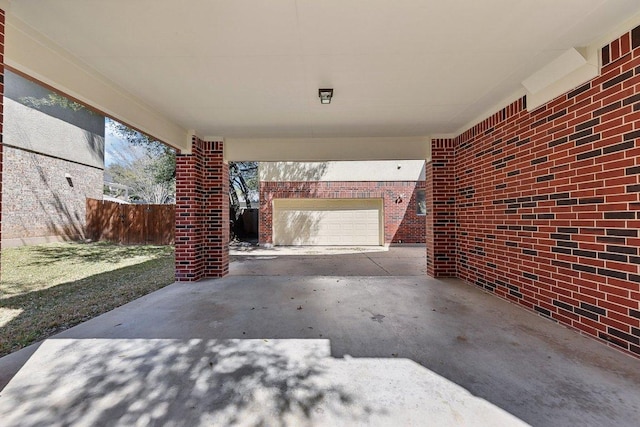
(2, 71, 104, 246)
(258, 161, 426, 246)
(2, 70, 104, 246)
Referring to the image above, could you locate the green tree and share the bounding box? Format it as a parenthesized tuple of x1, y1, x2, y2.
(230, 162, 258, 208)
(107, 119, 258, 206)
(107, 120, 176, 184)
(20, 92, 87, 111)
(106, 119, 176, 204)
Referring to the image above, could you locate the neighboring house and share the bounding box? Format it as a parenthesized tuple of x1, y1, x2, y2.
(259, 160, 426, 246)
(2, 70, 105, 247)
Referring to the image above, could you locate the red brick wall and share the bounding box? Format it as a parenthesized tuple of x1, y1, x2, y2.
(175, 137, 229, 281)
(259, 181, 426, 244)
(2, 147, 102, 241)
(453, 28, 640, 357)
(425, 162, 434, 275)
(428, 139, 456, 277)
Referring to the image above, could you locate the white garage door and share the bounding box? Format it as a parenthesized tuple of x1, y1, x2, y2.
(273, 198, 383, 246)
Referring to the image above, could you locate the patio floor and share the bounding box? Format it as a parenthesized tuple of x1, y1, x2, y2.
(0, 247, 639, 426)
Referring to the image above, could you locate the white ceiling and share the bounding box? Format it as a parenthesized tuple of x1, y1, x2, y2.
(7, 0, 640, 139)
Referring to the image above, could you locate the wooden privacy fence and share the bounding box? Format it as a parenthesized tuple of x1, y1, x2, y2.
(86, 198, 175, 245)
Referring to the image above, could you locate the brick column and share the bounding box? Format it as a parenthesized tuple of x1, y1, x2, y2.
(202, 140, 229, 277)
(426, 139, 457, 278)
(175, 137, 229, 281)
(258, 182, 273, 245)
(425, 160, 435, 276)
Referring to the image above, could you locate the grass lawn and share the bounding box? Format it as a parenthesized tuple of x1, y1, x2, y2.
(0, 242, 174, 357)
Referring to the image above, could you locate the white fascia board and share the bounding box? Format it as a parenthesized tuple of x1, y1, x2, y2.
(4, 12, 192, 154)
(522, 48, 589, 95)
(525, 60, 598, 111)
(522, 47, 598, 111)
(224, 136, 432, 162)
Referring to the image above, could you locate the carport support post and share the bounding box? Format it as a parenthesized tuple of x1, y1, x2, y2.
(425, 139, 457, 278)
(425, 160, 435, 277)
(175, 137, 229, 281)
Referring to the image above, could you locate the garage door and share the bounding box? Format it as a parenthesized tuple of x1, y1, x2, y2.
(273, 198, 383, 246)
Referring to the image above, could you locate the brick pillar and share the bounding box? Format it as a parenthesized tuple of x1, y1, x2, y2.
(258, 182, 273, 245)
(0, 10, 5, 278)
(202, 140, 229, 277)
(175, 137, 228, 281)
(426, 139, 457, 278)
(425, 160, 435, 276)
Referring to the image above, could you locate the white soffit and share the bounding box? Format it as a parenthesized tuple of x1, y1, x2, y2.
(4, 0, 640, 143)
(2, 10, 191, 153)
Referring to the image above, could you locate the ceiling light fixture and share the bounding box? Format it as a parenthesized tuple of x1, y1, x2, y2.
(319, 88, 333, 104)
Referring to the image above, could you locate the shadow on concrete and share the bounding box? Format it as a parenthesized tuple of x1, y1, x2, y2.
(0, 338, 529, 426)
(229, 245, 426, 276)
(1, 339, 385, 426)
(1, 273, 640, 426)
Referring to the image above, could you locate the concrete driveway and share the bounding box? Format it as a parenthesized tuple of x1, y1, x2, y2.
(0, 247, 639, 426)
(230, 244, 426, 276)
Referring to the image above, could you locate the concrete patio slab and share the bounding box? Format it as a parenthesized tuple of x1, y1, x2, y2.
(0, 338, 526, 427)
(1, 274, 639, 426)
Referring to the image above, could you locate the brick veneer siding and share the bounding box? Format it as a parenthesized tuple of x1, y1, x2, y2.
(259, 181, 426, 245)
(446, 28, 640, 357)
(428, 139, 456, 277)
(2, 146, 102, 241)
(175, 137, 229, 281)
(425, 161, 435, 275)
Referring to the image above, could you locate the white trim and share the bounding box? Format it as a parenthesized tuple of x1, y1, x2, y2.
(522, 48, 589, 95)
(202, 136, 225, 142)
(525, 62, 598, 111)
(225, 136, 431, 162)
(452, 89, 526, 138)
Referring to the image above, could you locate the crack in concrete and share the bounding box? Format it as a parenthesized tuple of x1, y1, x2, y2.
(364, 253, 392, 276)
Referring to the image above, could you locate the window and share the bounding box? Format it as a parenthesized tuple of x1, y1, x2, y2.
(416, 190, 426, 215)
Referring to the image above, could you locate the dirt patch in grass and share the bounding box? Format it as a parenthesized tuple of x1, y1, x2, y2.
(0, 242, 174, 357)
